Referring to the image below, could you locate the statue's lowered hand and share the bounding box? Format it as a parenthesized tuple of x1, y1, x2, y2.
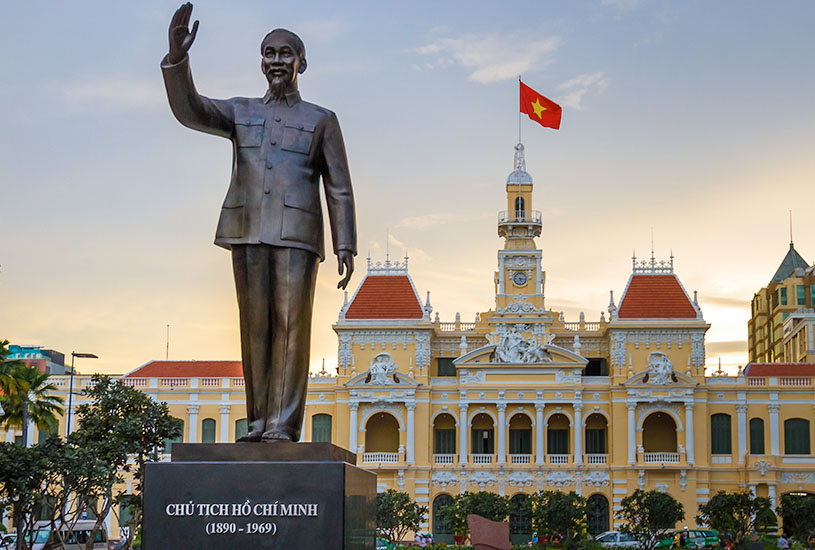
(168, 2, 199, 64)
(337, 250, 354, 290)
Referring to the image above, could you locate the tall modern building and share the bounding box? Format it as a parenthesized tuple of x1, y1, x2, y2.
(4, 145, 815, 542)
(748, 244, 815, 363)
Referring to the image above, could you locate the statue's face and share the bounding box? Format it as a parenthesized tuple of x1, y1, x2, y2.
(261, 33, 302, 89)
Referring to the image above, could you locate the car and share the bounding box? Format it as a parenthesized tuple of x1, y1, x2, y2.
(0, 534, 16, 550)
(30, 520, 108, 550)
(595, 531, 639, 547)
(657, 529, 719, 549)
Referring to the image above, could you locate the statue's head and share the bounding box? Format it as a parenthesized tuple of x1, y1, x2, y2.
(261, 29, 307, 96)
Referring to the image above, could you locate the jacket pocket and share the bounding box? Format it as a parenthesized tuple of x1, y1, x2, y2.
(281, 190, 320, 243)
(216, 206, 245, 238)
(234, 118, 265, 147)
(281, 122, 315, 154)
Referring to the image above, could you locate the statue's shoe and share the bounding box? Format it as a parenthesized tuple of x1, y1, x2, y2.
(261, 431, 293, 442)
(236, 430, 263, 442)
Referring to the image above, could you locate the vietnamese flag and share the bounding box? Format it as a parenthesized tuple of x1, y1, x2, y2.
(520, 80, 562, 129)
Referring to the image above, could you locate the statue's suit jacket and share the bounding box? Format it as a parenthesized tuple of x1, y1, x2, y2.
(161, 55, 357, 260)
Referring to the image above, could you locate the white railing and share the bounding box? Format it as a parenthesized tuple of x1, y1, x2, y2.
(232, 378, 245, 387)
(711, 455, 732, 464)
(549, 454, 569, 465)
(498, 210, 542, 224)
(748, 377, 766, 386)
(434, 454, 456, 465)
(585, 454, 608, 465)
(439, 322, 476, 332)
(122, 378, 147, 387)
(471, 454, 493, 464)
(200, 378, 220, 387)
(563, 322, 601, 332)
(362, 452, 398, 464)
(160, 378, 188, 387)
(51, 377, 67, 387)
(643, 452, 680, 463)
(509, 454, 532, 465)
(780, 377, 811, 386)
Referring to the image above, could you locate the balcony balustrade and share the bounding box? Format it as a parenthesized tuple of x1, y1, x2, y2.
(643, 452, 680, 464)
(548, 454, 570, 465)
(585, 454, 608, 465)
(509, 454, 532, 465)
(471, 454, 494, 465)
(498, 210, 542, 224)
(711, 455, 732, 464)
(362, 452, 399, 464)
(433, 454, 456, 465)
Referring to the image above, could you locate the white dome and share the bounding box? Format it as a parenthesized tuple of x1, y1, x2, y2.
(507, 169, 533, 186)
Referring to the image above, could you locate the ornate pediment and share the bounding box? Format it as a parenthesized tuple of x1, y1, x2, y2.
(455, 343, 587, 366)
(344, 353, 421, 387)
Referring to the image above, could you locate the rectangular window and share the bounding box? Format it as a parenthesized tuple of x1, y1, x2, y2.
(471, 429, 494, 454)
(509, 429, 532, 454)
(311, 414, 332, 443)
(784, 419, 811, 455)
(780, 287, 788, 306)
(711, 414, 732, 454)
(434, 428, 456, 454)
(437, 357, 456, 377)
(749, 418, 765, 455)
(811, 285, 815, 306)
(797, 285, 806, 305)
(586, 429, 606, 454)
(547, 429, 569, 454)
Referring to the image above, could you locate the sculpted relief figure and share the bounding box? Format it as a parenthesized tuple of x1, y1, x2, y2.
(161, 3, 356, 442)
(644, 352, 676, 385)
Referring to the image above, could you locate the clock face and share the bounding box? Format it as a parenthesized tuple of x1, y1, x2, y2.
(513, 271, 528, 286)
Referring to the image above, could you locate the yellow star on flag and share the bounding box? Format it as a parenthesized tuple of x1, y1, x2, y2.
(530, 98, 547, 119)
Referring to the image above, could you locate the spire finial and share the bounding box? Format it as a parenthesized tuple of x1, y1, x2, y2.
(513, 142, 526, 172)
(790, 210, 794, 246)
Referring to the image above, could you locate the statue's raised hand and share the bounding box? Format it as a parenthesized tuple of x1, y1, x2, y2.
(168, 2, 199, 64)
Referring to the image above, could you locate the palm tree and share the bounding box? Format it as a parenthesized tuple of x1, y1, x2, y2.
(0, 342, 64, 440)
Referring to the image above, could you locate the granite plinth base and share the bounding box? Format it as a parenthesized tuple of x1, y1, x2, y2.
(143, 443, 375, 550)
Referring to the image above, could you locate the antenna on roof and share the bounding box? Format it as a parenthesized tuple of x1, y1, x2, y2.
(386, 228, 390, 262)
(790, 210, 794, 245)
(166, 324, 170, 360)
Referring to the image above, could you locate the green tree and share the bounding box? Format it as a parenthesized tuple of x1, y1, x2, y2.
(530, 491, 591, 545)
(0, 364, 64, 438)
(68, 375, 183, 550)
(437, 491, 511, 537)
(618, 490, 684, 550)
(697, 491, 773, 550)
(376, 489, 428, 543)
(0, 440, 54, 550)
(777, 493, 815, 547)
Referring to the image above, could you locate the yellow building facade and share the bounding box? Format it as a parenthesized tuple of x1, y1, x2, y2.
(5, 144, 815, 542)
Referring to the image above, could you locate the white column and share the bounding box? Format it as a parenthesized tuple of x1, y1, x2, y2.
(406, 403, 415, 465)
(219, 405, 230, 442)
(301, 405, 308, 441)
(748, 484, 757, 498)
(497, 403, 507, 464)
(459, 403, 469, 465)
(66, 405, 76, 435)
(684, 401, 695, 465)
(349, 402, 359, 451)
(535, 403, 545, 465)
(737, 403, 747, 464)
(574, 404, 583, 465)
(768, 484, 777, 512)
(26, 419, 35, 447)
(627, 403, 637, 465)
(5, 430, 13, 443)
(187, 404, 199, 443)
(769, 403, 780, 456)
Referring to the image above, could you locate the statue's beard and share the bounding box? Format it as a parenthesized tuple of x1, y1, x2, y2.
(268, 80, 288, 100)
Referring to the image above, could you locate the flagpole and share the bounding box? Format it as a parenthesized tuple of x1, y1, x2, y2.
(518, 75, 522, 145)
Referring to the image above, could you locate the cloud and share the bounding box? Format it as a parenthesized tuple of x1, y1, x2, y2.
(295, 18, 349, 42)
(601, 0, 641, 9)
(701, 294, 749, 309)
(706, 340, 748, 355)
(414, 32, 559, 83)
(395, 212, 492, 229)
(365, 234, 431, 264)
(58, 75, 166, 111)
(557, 72, 607, 110)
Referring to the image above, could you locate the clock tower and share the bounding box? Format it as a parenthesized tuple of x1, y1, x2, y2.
(494, 143, 545, 313)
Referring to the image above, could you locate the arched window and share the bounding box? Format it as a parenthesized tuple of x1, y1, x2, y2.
(514, 196, 525, 217)
(585, 413, 608, 455)
(471, 413, 495, 455)
(642, 412, 677, 452)
(433, 413, 456, 455)
(509, 414, 532, 456)
(201, 418, 216, 444)
(587, 494, 610, 535)
(432, 494, 454, 545)
(711, 414, 732, 455)
(234, 418, 248, 442)
(163, 418, 184, 453)
(312, 414, 332, 443)
(509, 494, 531, 544)
(784, 418, 811, 455)
(750, 418, 765, 455)
(547, 413, 570, 455)
(365, 413, 399, 453)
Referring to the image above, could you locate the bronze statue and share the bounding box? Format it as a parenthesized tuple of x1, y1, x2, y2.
(162, 3, 357, 443)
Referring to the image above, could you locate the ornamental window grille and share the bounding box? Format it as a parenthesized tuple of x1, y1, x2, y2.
(587, 494, 610, 536)
(432, 494, 454, 544)
(749, 418, 765, 455)
(509, 494, 532, 545)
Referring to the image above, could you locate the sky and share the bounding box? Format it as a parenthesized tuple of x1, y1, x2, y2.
(1, 1, 814, 376)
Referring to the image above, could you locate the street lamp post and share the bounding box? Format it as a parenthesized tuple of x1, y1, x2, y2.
(66, 352, 98, 437)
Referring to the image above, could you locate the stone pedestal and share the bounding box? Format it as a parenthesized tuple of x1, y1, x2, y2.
(143, 443, 375, 550)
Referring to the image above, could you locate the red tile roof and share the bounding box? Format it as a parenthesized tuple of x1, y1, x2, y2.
(126, 360, 242, 378)
(617, 275, 698, 319)
(345, 275, 424, 320)
(745, 363, 815, 377)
